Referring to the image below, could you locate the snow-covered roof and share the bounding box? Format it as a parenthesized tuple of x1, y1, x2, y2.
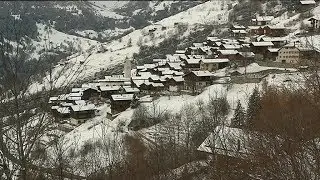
(57, 107, 70, 114)
(71, 87, 87, 93)
(191, 71, 214, 77)
(70, 92, 83, 97)
(60, 102, 74, 107)
(71, 104, 95, 112)
(151, 82, 164, 87)
(192, 42, 204, 47)
(123, 87, 140, 93)
(231, 30, 247, 34)
(200, 58, 230, 63)
(100, 75, 130, 82)
(187, 55, 206, 59)
(251, 41, 274, 47)
(221, 44, 241, 49)
(218, 50, 238, 55)
(99, 86, 121, 91)
(268, 48, 279, 53)
(167, 62, 182, 70)
(232, 25, 246, 29)
(75, 100, 86, 105)
(173, 71, 184, 76)
(300, 0, 316, 5)
(175, 50, 186, 54)
(51, 106, 59, 110)
(309, 15, 320, 21)
(172, 76, 184, 82)
(136, 72, 153, 79)
(185, 58, 201, 64)
(111, 94, 134, 101)
(166, 54, 181, 62)
(199, 46, 213, 52)
(197, 126, 253, 159)
(237, 52, 255, 58)
(67, 96, 82, 101)
(207, 36, 220, 42)
(49, 96, 58, 101)
(261, 37, 287, 42)
(256, 15, 274, 22)
(266, 25, 286, 30)
(247, 26, 261, 30)
(57, 94, 70, 101)
(222, 39, 239, 44)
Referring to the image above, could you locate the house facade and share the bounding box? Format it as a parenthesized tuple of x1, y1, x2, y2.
(184, 71, 214, 93)
(275, 43, 313, 64)
(199, 59, 230, 72)
(308, 16, 320, 32)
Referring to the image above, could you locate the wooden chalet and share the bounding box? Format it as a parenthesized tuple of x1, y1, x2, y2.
(99, 86, 121, 99)
(308, 16, 320, 32)
(183, 71, 214, 93)
(97, 75, 131, 87)
(82, 87, 100, 100)
(250, 41, 274, 55)
(197, 126, 256, 170)
(263, 26, 286, 37)
(181, 58, 201, 71)
(51, 106, 71, 119)
(252, 15, 274, 26)
(162, 76, 184, 92)
(70, 104, 95, 119)
(217, 50, 238, 61)
(234, 52, 255, 66)
(259, 37, 287, 48)
(206, 37, 221, 47)
(300, 0, 316, 11)
(110, 94, 137, 114)
(199, 59, 230, 72)
(266, 48, 279, 61)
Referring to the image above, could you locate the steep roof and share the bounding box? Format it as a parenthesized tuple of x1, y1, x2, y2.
(185, 58, 201, 64)
(218, 50, 238, 55)
(111, 94, 134, 101)
(308, 15, 320, 21)
(268, 48, 280, 53)
(200, 58, 230, 63)
(300, 0, 316, 5)
(256, 16, 274, 22)
(207, 36, 220, 42)
(191, 71, 214, 77)
(197, 126, 254, 159)
(261, 37, 287, 42)
(251, 41, 274, 47)
(221, 44, 241, 49)
(71, 104, 95, 112)
(99, 86, 121, 91)
(231, 30, 247, 34)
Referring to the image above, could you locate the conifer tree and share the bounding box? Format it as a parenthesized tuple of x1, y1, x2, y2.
(246, 87, 261, 129)
(231, 100, 245, 128)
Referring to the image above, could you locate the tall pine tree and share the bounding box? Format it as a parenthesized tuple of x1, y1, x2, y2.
(246, 87, 261, 129)
(231, 100, 245, 128)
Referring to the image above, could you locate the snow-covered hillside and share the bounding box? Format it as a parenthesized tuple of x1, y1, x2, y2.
(88, 1, 128, 19)
(51, 70, 305, 176)
(29, 0, 233, 93)
(31, 23, 99, 60)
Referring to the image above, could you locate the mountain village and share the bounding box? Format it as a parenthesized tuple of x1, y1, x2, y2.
(2, 0, 320, 179)
(48, 0, 320, 136)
